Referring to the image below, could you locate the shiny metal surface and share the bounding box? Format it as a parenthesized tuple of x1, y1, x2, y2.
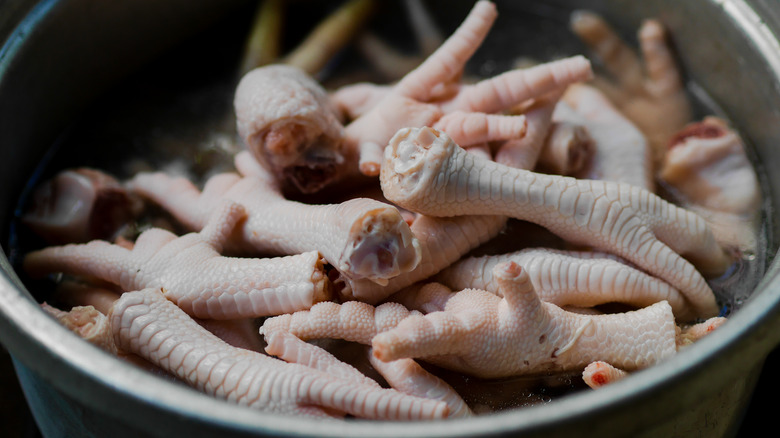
(1, 1, 780, 437)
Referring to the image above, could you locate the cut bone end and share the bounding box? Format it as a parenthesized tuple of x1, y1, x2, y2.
(380, 127, 452, 206)
(342, 207, 421, 283)
(582, 361, 628, 389)
(311, 255, 333, 305)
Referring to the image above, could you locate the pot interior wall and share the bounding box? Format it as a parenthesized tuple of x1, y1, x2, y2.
(1, 0, 780, 437)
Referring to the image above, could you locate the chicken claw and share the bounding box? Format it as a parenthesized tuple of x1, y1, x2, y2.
(380, 127, 730, 318)
(372, 261, 679, 378)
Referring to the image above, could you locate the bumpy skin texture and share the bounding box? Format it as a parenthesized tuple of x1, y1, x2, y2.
(570, 12, 692, 170)
(234, 64, 348, 193)
(261, 300, 419, 346)
(129, 152, 420, 286)
(372, 262, 679, 378)
(336, 214, 507, 303)
(110, 288, 448, 420)
(434, 248, 693, 320)
(367, 352, 473, 418)
(24, 202, 329, 319)
(22, 168, 141, 245)
(558, 83, 652, 190)
(380, 127, 729, 318)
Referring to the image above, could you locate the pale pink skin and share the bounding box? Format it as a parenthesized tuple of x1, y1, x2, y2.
(677, 316, 728, 348)
(556, 83, 653, 190)
(367, 352, 473, 418)
(335, 214, 507, 304)
(41, 302, 169, 378)
(128, 152, 421, 286)
(234, 64, 349, 194)
(535, 119, 594, 177)
(261, 300, 419, 346)
(52, 280, 122, 315)
(372, 262, 679, 379)
(582, 361, 629, 389)
(660, 117, 761, 254)
(265, 330, 380, 388)
(24, 202, 330, 319)
(339, 1, 592, 177)
(433, 248, 694, 321)
(380, 127, 730, 318)
(495, 91, 563, 170)
(49, 280, 265, 352)
(110, 288, 448, 420)
(661, 117, 760, 215)
(570, 12, 692, 169)
(22, 168, 142, 245)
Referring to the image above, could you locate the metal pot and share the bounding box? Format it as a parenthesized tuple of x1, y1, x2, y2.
(1, 0, 779, 436)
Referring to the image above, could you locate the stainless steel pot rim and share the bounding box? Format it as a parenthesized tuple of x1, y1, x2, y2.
(2, 0, 780, 436)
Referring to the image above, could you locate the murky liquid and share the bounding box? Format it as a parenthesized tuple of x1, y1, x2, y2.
(6, 1, 771, 414)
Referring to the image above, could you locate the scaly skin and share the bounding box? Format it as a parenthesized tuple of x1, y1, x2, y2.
(265, 330, 380, 388)
(372, 262, 679, 378)
(129, 152, 421, 286)
(380, 127, 730, 318)
(25, 202, 330, 319)
(368, 352, 473, 418)
(433, 248, 694, 321)
(110, 288, 448, 420)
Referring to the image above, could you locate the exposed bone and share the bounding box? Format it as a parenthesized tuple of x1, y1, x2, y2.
(582, 361, 629, 389)
(234, 64, 349, 193)
(336, 214, 507, 304)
